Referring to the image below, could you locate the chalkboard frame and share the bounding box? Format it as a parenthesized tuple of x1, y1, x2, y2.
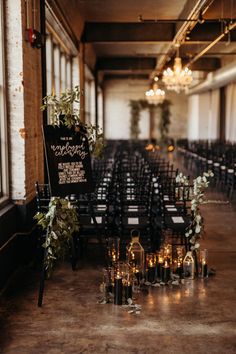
(42, 125, 94, 197)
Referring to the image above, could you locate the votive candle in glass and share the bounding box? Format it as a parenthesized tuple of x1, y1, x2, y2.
(200, 249, 208, 278)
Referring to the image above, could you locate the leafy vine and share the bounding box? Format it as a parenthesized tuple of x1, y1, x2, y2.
(41, 86, 104, 158)
(176, 170, 214, 251)
(129, 100, 149, 140)
(129, 99, 171, 142)
(34, 197, 79, 275)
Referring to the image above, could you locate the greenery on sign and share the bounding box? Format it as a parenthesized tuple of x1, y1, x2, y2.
(129, 99, 171, 142)
(176, 170, 214, 251)
(41, 85, 104, 157)
(34, 197, 79, 275)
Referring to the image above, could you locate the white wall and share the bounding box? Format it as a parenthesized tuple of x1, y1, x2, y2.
(226, 83, 236, 141)
(104, 78, 188, 141)
(187, 89, 220, 141)
(188, 95, 199, 140)
(104, 78, 150, 140)
(166, 90, 188, 140)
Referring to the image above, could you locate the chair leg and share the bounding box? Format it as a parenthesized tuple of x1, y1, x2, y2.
(38, 252, 46, 307)
(70, 234, 78, 271)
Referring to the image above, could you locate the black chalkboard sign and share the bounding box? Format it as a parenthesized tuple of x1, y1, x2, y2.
(43, 125, 94, 197)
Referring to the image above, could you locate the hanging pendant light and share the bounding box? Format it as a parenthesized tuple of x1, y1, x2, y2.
(162, 46, 193, 93)
(145, 77, 165, 105)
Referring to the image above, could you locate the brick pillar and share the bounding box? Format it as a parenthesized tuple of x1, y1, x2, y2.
(6, 0, 44, 203)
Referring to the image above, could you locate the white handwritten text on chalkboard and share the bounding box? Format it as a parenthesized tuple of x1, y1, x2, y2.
(50, 142, 88, 159)
(58, 161, 87, 184)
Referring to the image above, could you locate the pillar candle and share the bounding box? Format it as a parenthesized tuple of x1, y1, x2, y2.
(161, 262, 171, 283)
(114, 276, 123, 305)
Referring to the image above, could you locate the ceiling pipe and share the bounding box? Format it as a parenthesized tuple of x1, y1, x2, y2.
(153, 0, 214, 77)
(188, 59, 236, 95)
(187, 20, 236, 66)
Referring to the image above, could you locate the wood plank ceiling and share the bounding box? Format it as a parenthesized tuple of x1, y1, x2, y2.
(55, 0, 236, 82)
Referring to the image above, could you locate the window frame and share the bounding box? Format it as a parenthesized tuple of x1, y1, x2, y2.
(0, 0, 9, 205)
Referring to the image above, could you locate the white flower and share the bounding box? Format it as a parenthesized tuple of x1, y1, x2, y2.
(195, 214, 201, 222)
(195, 224, 201, 233)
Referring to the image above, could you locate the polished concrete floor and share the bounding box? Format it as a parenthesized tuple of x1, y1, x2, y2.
(1, 156, 236, 353)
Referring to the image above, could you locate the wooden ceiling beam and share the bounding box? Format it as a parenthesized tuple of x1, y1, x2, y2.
(96, 57, 156, 71)
(81, 21, 236, 43)
(81, 23, 175, 42)
(189, 22, 236, 42)
(103, 73, 150, 80)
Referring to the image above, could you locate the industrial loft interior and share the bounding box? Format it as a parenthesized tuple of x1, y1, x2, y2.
(1, 1, 236, 353)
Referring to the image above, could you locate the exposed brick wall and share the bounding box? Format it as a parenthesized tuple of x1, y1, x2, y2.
(5, 0, 44, 203)
(22, 0, 44, 202)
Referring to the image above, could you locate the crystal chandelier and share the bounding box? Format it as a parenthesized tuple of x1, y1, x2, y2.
(145, 77, 165, 105)
(162, 49, 193, 93)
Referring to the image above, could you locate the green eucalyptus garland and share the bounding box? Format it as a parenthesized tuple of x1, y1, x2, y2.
(41, 86, 104, 158)
(159, 99, 171, 145)
(129, 99, 171, 142)
(129, 100, 149, 140)
(34, 197, 79, 275)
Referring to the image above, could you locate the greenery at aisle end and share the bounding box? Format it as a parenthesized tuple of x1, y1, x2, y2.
(176, 170, 214, 251)
(129, 99, 171, 143)
(34, 197, 79, 275)
(41, 85, 104, 158)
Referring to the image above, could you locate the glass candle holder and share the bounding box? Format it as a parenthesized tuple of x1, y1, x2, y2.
(122, 271, 133, 301)
(107, 237, 120, 265)
(164, 243, 172, 265)
(127, 234, 145, 275)
(146, 253, 156, 283)
(175, 246, 184, 277)
(199, 249, 208, 278)
(183, 251, 195, 279)
(156, 250, 164, 280)
(102, 267, 113, 294)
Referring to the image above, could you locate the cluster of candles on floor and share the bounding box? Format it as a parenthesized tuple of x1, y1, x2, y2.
(105, 236, 208, 305)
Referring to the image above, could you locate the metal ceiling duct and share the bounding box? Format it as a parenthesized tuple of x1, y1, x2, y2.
(153, 0, 214, 76)
(188, 60, 236, 95)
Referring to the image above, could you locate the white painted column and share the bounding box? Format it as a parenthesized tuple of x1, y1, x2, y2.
(6, 0, 25, 200)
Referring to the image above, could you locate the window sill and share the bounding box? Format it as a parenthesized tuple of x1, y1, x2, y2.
(0, 199, 14, 218)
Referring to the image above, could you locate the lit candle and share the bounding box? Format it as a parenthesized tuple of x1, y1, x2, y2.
(176, 260, 183, 277)
(147, 259, 155, 283)
(114, 272, 123, 305)
(123, 281, 132, 301)
(134, 268, 141, 286)
(201, 260, 208, 278)
(200, 249, 208, 278)
(161, 260, 171, 283)
(183, 251, 195, 279)
(157, 256, 164, 279)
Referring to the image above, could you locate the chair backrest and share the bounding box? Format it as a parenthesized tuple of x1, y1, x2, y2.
(35, 182, 51, 212)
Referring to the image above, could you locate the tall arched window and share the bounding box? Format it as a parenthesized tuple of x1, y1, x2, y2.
(45, 3, 79, 123)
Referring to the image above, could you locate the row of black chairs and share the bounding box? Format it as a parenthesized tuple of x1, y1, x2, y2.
(35, 141, 194, 305)
(178, 139, 236, 200)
